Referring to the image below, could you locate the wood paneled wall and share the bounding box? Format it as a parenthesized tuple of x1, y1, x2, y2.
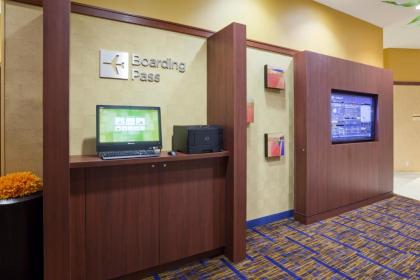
(207, 23, 247, 262)
(9, 0, 250, 273)
(294, 51, 393, 224)
(43, 0, 71, 279)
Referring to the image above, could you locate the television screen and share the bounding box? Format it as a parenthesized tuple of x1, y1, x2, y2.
(96, 105, 162, 152)
(331, 90, 377, 144)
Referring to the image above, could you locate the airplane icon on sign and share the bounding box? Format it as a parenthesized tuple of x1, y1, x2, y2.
(99, 49, 129, 80)
(103, 54, 125, 75)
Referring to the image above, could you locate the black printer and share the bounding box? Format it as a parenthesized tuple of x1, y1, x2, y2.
(172, 125, 223, 154)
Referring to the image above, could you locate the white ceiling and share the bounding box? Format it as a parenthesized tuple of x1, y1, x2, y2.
(315, 0, 420, 48)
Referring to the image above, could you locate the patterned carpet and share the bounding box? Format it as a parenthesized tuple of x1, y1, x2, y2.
(148, 196, 419, 279)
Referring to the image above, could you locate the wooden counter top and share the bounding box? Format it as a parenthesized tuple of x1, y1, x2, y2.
(70, 151, 230, 169)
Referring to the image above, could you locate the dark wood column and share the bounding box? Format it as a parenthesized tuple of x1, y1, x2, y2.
(43, 0, 71, 279)
(207, 23, 247, 263)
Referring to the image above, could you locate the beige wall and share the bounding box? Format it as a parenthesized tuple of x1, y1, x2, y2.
(2, 2, 43, 176)
(2, 3, 295, 220)
(394, 85, 420, 171)
(76, 0, 384, 67)
(246, 48, 294, 220)
(70, 14, 207, 154)
(384, 48, 420, 82)
(0, 2, 3, 63)
(385, 49, 420, 171)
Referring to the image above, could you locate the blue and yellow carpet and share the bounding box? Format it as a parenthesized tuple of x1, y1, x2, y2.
(149, 196, 419, 279)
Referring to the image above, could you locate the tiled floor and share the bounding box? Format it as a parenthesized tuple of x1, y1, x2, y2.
(394, 172, 420, 201)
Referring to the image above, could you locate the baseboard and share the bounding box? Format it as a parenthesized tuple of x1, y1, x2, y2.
(246, 210, 294, 228)
(294, 192, 394, 225)
(117, 248, 225, 280)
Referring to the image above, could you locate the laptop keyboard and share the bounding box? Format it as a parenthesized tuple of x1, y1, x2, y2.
(99, 150, 159, 160)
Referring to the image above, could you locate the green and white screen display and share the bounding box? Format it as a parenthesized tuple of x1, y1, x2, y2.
(98, 107, 160, 143)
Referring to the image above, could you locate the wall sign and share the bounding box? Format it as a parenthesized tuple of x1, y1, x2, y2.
(99, 49, 186, 83)
(100, 50, 129, 80)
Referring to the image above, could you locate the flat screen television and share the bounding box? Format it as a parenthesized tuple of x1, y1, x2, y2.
(96, 105, 162, 152)
(331, 90, 377, 144)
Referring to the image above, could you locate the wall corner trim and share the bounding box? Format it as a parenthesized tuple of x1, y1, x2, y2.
(394, 81, 420, 86)
(246, 210, 294, 228)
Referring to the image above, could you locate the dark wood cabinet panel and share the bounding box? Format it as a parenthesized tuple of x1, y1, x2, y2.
(159, 159, 227, 264)
(70, 168, 87, 280)
(85, 164, 159, 280)
(294, 51, 393, 224)
(70, 154, 230, 278)
(325, 143, 380, 213)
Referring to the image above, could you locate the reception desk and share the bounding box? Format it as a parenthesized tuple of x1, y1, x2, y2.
(69, 151, 229, 279)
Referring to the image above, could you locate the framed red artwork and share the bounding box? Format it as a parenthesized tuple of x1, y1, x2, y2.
(264, 65, 285, 90)
(264, 133, 285, 158)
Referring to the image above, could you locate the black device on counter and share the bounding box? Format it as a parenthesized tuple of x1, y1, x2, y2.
(172, 125, 223, 154)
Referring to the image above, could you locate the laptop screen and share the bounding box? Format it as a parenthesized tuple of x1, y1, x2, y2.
(96, 105, 162, 152)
